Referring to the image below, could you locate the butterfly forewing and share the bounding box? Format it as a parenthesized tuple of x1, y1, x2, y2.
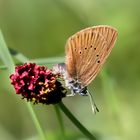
(65, 25, 118, 87)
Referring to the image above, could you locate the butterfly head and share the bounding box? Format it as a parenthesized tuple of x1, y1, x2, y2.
(68, 80, 88, 96)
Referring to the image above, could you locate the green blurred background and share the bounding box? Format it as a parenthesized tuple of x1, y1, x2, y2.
(0, 0, 140, 140)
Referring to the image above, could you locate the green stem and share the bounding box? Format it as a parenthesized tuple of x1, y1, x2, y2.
(54, 105, 65, 139)
(0, 31, 15, 74)
(58, 102, 97, 140)
(27, 103, 47, 140)
(9, 47, 64, 65)
(0, 30, 46, 140)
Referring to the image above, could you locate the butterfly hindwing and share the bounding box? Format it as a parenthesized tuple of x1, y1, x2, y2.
(65, 25, 118, 86)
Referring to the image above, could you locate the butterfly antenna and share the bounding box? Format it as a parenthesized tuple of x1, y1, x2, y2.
(87, 91, 99, 114)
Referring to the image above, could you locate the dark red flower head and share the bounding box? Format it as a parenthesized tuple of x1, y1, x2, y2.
(10, 63, 66, 104)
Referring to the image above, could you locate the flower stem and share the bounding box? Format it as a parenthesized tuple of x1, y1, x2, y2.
(54, 105, 65, 139)
(58, 102, 97, 140)
(27, 103, 47, 140)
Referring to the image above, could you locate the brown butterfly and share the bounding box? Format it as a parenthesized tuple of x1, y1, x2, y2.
(53, 25, 118, 113)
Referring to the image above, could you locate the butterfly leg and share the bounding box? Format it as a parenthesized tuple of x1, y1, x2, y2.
(87, 91, 99, 114)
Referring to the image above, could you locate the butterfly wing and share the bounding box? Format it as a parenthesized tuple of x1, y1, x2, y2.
(65, 25, 118, 87)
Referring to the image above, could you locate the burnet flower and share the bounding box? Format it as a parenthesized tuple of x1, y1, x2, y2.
(10, 63, 66, 104)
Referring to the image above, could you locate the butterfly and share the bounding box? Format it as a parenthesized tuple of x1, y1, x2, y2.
(53, 25, 118, 113)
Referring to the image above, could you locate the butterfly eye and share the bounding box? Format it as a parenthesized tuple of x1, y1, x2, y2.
(96, 54, 99, 57)
(97, 60, 100, 63)
(79, 51, 81, 54)
(85, 47, 87, 50)
(94, 47, 96, 50)
(90, 45, 93, 48)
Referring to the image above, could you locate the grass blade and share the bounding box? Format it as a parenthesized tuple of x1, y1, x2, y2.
(0, 31, 15, 74)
